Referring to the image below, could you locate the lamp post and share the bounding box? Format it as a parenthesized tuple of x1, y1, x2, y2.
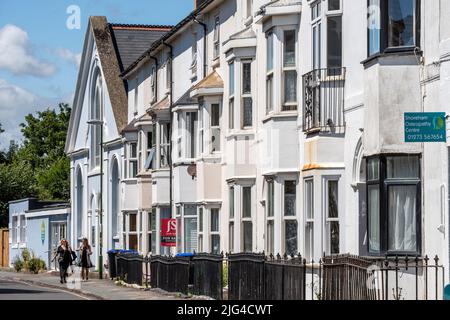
(87, 119, 104, 279)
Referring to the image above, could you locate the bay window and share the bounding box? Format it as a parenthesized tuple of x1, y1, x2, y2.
(266, 179, 275, 255)
(229, 186, 235, 253)
(242, 186, 253, 252)
(367, 155, 421, 255)
(176, 206, 182, 253)
(210, 208, 220, 254)
(367, 0, 420, 57)
(326, 179, 340, 255)
(304, 179, 314, 260)
(229, 62, 235, 130)
(128, 142, 138, 178)
(198, 207, 204, 252)
(242, 61, 253, 128)
(283, 30, 297, 111)
(159, 123, 170, 168)
(184, 205, 198, 253)
(199, 102, 204, 155)
(266, 31, 274, 114)
(148, 210, 156, 254)
(186, 112, 198, 159)
(284, 180, 297, 256)
(210, 104, 221, 152)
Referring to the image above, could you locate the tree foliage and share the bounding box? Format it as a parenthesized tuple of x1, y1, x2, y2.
(0, 103, 71, 227)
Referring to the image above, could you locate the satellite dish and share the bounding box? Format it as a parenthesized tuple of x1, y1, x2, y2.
(187, 164, 197, 179)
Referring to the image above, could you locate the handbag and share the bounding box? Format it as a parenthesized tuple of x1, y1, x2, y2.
(71, 250, 77, 262)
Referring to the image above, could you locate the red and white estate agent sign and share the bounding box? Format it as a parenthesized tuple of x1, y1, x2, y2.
(161, 218, 176, 247)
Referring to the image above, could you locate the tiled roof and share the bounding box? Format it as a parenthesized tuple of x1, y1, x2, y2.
(192, 71, 224, 90)
(121, 0, 216, 77)
(121, 118, 138, 133)
(151, 96, 170, 111)
(110, 24, 171, 71)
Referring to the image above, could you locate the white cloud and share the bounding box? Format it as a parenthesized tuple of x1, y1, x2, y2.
(0, 79, 70, 150)
(0, 24, 57, 77)
(57, 48, 81, 68)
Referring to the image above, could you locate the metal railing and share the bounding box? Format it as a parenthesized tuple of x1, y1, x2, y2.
(111, 252, 445, 301)
(302, 67, 346, 134)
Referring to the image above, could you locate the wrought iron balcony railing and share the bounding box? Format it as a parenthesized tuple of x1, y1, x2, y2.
(302, 67, 346, 134)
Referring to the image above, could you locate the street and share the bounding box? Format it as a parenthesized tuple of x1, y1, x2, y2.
(0, 278, 86, 300)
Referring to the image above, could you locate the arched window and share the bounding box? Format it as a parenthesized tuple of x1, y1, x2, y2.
(76, 167, 84, 241)
(90, 69, 103, 169)
(111, 157, 120, 243)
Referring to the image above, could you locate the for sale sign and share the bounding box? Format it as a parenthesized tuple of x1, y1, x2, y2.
(161, 218, 176, 247)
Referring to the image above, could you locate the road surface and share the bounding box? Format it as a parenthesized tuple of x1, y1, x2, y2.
(0, 278, 87, 300)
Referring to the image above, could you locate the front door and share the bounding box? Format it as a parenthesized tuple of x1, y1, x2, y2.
(50, 222, 67, 269)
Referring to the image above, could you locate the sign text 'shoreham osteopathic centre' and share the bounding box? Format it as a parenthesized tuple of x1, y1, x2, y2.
(404, 112, 447, 143)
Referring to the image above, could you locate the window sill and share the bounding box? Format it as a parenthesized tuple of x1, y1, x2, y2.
(362, 47, 421, 67)
(211, 57, 220, 69)
(262, 111, 298, 123)
(87, 169, 101, 177)
(226, 130, 256, 139)
(244, 16, 253, 27)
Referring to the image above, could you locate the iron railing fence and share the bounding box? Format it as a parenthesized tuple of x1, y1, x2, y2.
(115, 252, 445, 301)
(366, 255, 446, 300)
(302, 67, 346, 134)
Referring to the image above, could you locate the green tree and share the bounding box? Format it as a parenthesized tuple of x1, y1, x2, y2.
(0, 160, 36, 226)
(0, 103, 71, 227)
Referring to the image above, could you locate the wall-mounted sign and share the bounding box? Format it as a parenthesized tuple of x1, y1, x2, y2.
(404, 112, 446, 143)
(161, 218, 176, 247)
(40, 221, 45, 244)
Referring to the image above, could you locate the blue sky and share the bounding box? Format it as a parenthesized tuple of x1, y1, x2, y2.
(0, 0, 194, 149)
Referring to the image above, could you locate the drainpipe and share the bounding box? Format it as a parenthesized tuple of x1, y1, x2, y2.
(193, 17, 207, 78)
(149, 56, 158, 102)
(162, 41, 174, 224)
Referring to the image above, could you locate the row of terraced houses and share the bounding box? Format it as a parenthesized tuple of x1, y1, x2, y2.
(62, 0, 450, 290)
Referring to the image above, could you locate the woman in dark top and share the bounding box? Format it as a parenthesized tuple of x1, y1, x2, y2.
(55, 239, 73, 284)
(79, 238, 93, 281)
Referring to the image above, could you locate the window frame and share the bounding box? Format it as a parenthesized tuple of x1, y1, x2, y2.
(210, 208, 220, 254)
(128, 142, 138, 179)
(266, 30, 274, 114)
(241, 59, 253, 129)
(324, 178, 340, 255)
(282, 179, 298, 256)
(366, 0, 421, 58)
(266, 178, 275, 255)
(213, 15, 221, 59)
(282, 29, 298, 111)
(304, 178, 315, 261)
(366, 154, 422, 256)
(210, 103, 221, 153)
(241, 185, 253, 253)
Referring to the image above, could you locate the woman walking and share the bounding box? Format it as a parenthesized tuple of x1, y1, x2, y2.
(55, 239, 73, 284)
(79, 238, 93, 281)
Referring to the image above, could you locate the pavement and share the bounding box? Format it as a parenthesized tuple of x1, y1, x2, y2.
(0, 269, 190, 300)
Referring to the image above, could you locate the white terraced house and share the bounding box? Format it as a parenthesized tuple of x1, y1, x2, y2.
(67, 0, 450, 296)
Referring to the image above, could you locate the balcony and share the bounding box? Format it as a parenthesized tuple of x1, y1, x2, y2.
(302, 67, 346, 134)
